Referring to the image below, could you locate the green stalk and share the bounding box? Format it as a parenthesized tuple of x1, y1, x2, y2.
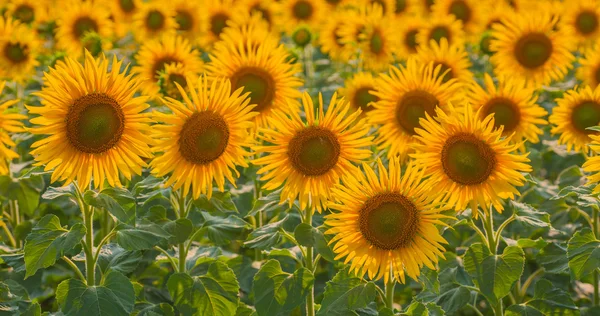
(482, 209, 503, 315)
(62, 256, 85, 281)
(254, 177, 263, 262)
(177, 190, 188, 273)
(1, 223, 16, 248)
(74, 182, 96, 285)
(593, 208, 599, 306)
(304, 209, 315, 316)
(385, 278, 396, 310)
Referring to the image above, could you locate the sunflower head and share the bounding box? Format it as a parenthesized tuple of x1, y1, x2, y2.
(0, 17, 41, 83)
(292, 25, 313, 47)
(416, 13, 466, 49)
(132, 1, 177, 41)
(28, 51, 153, 189)
(578, 47, 600, 87)
(158, 63, 194, 100)
(340, 72, 379, 113)
(325, 158, 450, 283)
(151, 75, 257, 199)
(583, 134, 600, 193)
(276, 0, 324, 34)
(6, 0, 48, 25)
(411, 103, 532, 215)
(253, 92, 373, 212)
(0, 82, 26, 176)
(561, 0, 600, 47)
(415, 38, 472, 84)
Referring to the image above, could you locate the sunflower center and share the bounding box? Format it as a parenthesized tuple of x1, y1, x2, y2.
(354, 87, 378, 111)
(358, 193, 419, 250)
(176, 10, 194, 31)
(230, 67, 275, 113)
(288, 126, 341, 176)
(441, 133, 496, 185)
(14, 5, 34, 23)
(178, 111, 230, 165)
(73, 17, 98, 38)
(449, 0, 471, 23)
(293, 28, 312, 47)
(146, 10, 165, 30)
(153, 57, 179, 77)
(396, 90, 439, 135)
(210, 13, 229, 36)
(430, 26, 451, 44)
(576, 11, 599, 35)
(405, 29, 418, 52)
(572, 101, 600, 134)
(66, 93, 125, 154)
(293, 1, 313, 20)
(514, 33, 553, 69)
(396, 0, 407, 13)
(119, 0, 136, 13)
(482, 97, 520, 132)
(4, 43, 28, 63)
(370, 30, 384, 54)
(436, 62, 454, 83)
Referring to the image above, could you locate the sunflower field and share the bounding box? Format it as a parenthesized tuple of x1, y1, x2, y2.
(4, 0, 600, 315)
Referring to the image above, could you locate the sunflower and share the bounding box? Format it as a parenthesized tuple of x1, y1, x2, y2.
(490, 11, 575, 89)
(157, 63, 199, 100)
(253, 92, 373, 212)
(577, 47, 600, 87)
(318, 11, 353, 62)
(391, 0, 419, 18)
(479, 1, 514, 53)
(275, 0, 324, 34)
(218, 12, 276, 53)
(106, 0, 141, 37)
(550, 85, 600, 153)
(417, 0, 436, 16)
(170, 0, 203, 44)
(321, 0, 354, 9)
(0, 82, 26, 176)
(416, 13, 466, 48)
(0, 17, 41, 83)
(199, 0, 246, 50)
(415, 38, 473, 85)
(55, 0, 113, 59)
(151, 76, 256, 200)
(561, 0, 600, 48)
(206, 33, 303, 127)
(28, 52, 153, 190)
(5, 0, 48, 25)
(411, 103, 532, 214)
(358, 5, 397, 71)
(339, 72, 379, 113)
(240, 0, 278, 30)
(432, 0, 487, 36)
(393, 16, 425, 60)
(368, 58, 461, 160)
(337, 6, 369, 51)
(325, 158, 449, 283)
(468, 74, 547, 151)
(132, 0, 176, 42)
(583, 135, 600, 193)
(132, 35, 203, 98)
(359, 0, 396, 17)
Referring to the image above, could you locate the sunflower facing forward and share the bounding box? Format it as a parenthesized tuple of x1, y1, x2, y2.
(432, 0, 487, 37)
(132, 1, 176, 42)
(325, 158, 449, 284)
(368, 59, 461, 160)
(490, 11, 575, 88)
(151, 76, 256, 200)
(577, 47, 600, 87)
(253, 92, 373, 212)
(411, 103, 532, 214)
(415, 38, 473, 85)
(561, 0, 600, 48)
(550, 85, 600, 153)
(340, 72, 379, 113)
(28, 52, 153, 190)
(416, 13, 465, 48)
(468, 74, 547, 151)
(5, 0, 48, 25)
(0, 82, 26, 175)
(275, 0, 324, 34)
(0, 17, 41, 83)
(583, 135, 600, 193)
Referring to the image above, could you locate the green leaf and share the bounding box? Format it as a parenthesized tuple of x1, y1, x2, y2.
(244, 215, 288, 250)
(516, 238, 549, 250)
(202, 213, 250, 246)
(23, 214, 85, 278)
(0, 175, 45, 216)
(41, 183, 76, 200)
(235, 302, 256, 316)
(253, 259, 314, 316)
(557, 165, 584, 189)
(56, 270, 135, 316)
(537, 243, 569, 274)
(511, 202, 552, 229)
(464, 244, 525, 306)
(401, 302, 445, 316)
(167, 261, 240, 316)
(433, 286, 471, 314)
(247, 189, 282, 217)
(194, 191, 238, 214)
(418, 267, 440, 294)
(294, 223, 315, 246)
(84, 187, 136, 225)
(316, 269, 377, 316)
(115, 221, 171, 251)
(163, 218, 193, 244)
(505, 279, 578, 316)
(96, 243, 141, 275)
(567, 228, 600, 280)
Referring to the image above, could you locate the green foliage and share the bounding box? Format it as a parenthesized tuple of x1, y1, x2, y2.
(317, 269, 377, 316)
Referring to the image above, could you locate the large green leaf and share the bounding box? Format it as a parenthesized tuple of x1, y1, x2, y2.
(163, 218, 193, 244)
(56, 270, 135, 316)
(316, 269, 377, 316)
(194, 191, 238, 215)
(84, 187, 136, 225)
(505, 279, 578, 316)
(294, 223, 335, 262)
(0, 174, 44, 216)
(463, 244, 525, 306)
(401, 302, 445, 316)
(244, 215, 288, 250)
(23, 214, 85, 278)
(167, 261, 240, 316)
(41, 183, 76, 200)
(201, 213, 250, 246)
(538, 243, 569, 274)
(511, 202, 552, 229)
(252, 259, 314, 316)
(567, 228, 600, 280)
(115, 221, 171, 251)
(556, 165, 584, 189)
(96, 243, 142, 275)
(247, 189, 282, 217)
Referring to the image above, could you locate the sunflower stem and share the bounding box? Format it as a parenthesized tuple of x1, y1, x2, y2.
(254, 177, 263, 262)
(384, 278, 396, 310)
(304, 209, 315, 316)
(177, 190, 188, 273)
(83, 206, 95, 285)
(482, 209, 497, 254)
(62, 256, 85, 282)
(9, 200, 21, 248)
(1, 222, 16, 248)
(594, 208, 599, 306)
